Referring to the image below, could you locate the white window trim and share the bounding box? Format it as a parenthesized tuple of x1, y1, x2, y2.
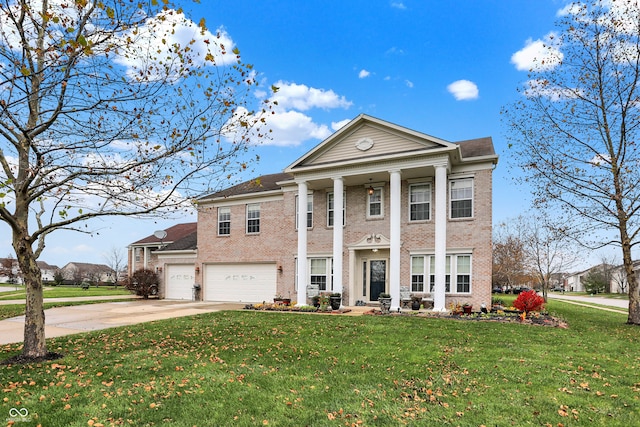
(246, 203, 260, 234)
(449, 178, 474, 219)
(408, 182, 431, 222)
(410, 253, 472, 294)
(295, 192, 313, 230)
(308, 257, 333, 292)
(217, 206, 231, 236)
(327, 191, 346, 228)
(367, 187, 384, 219)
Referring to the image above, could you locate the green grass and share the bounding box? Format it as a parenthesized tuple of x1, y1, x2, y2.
(0, 285, 132, 301)
(1, 302, 639, 426)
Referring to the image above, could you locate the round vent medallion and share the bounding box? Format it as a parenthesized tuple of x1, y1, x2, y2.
(355, 137, 374, 151)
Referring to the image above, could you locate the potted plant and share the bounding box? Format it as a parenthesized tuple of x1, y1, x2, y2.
(410, 294, 421, 311)
(311, 295, 321, 308)
(329, 293, 341, 310)
(378, 293, 392, 314)
(463, 303, 473, 314)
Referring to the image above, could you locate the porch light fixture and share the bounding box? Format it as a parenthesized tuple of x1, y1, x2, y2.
(195, 266, 200, 274)
(368, 185, 375, 196)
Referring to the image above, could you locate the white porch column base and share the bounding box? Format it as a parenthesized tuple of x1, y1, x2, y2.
(390, 170, 401, 310)
(296, 181, 308, 306)
(433, 164, 448, 311)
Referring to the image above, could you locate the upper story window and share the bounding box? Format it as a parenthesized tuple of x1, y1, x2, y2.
(450, 178, 473, 219)
(295, 193, 313, 229)
(327, 191, 346, 227)
(409, 183, 431, 221)
(367, 187, 384, 219)
(218, 207, 231, 236)
(246, 203, 260, 234)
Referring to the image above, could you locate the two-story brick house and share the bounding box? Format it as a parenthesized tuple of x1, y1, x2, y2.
(190, 114, 498, 310)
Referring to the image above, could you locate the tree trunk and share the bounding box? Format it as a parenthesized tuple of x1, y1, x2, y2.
(621, 238, 640, 325)
(13, 228, 47, 359)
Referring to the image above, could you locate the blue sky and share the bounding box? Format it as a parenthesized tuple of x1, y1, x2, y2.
(1, 0, 581, 268)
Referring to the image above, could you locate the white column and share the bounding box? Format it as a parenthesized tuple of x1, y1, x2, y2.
(296, 181, 308, 306)
(332, 177, 344, 306)
(433, 164, 448, 311)
(390, 170, 401, 310)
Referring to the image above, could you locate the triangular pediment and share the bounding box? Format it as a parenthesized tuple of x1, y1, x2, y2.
(286, 114, 456, 171)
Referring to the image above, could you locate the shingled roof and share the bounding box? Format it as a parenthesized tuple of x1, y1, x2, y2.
(455, 137, 496, 159)
(160, 231, 197, 251)
(199, 172, 293, 200)
(131, 222, 197, 245)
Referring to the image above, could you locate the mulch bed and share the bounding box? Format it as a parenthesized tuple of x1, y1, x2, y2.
(363, 309, 568, 328)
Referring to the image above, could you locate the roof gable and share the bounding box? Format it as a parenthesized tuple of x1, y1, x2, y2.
(286, 114, 456, 171)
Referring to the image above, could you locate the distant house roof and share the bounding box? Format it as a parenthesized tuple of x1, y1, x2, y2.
(198, 173, 293, 201)
(62, 262, 112, 273)
(131, 222, 197, 246)
(37, 261, 59, 270)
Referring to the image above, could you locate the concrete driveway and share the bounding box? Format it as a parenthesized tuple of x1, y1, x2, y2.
(0, 299, 244, 345)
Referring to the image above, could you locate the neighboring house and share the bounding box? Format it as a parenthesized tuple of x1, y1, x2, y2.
(127, 222, 197, 276)
(38, 261, 60, 283)
(183, 114, 498, 310)
(60, 262, 114, 285)
(0, 258, 59, 284)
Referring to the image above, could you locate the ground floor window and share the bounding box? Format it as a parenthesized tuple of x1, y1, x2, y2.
(410, 254, 471, 294)
(309, 257, 333, 291)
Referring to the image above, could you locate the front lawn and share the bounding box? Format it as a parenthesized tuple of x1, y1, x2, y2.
(1, 302, 639, 426)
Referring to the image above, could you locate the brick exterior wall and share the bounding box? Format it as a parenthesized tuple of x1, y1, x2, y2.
(196, 167, 493, 309)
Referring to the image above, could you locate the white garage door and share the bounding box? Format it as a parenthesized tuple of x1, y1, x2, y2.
(204, 263, 277, 302)
(165, 264, 195, 300)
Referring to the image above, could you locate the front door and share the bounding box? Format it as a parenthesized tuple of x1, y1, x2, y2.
(369, 259, 387, 301)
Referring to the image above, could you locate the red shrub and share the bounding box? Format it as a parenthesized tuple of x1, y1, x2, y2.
(513, 290, 545, 312)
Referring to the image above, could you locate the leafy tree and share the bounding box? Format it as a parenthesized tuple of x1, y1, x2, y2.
(503, 0, 640, 324)
(582, 267, 608, 294)
(52, 269, 65, 287)
(126, 268, 159, 299)
(0, 254, 18, 284)
(0, 1, 272, 361)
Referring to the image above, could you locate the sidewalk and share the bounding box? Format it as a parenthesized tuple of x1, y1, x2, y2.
(546, 293, 628, 314)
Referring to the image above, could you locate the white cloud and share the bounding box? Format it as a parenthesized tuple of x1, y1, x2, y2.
(113, 10, 239, 81)
(332, 119, 351, 131)
(447, 80, 479, 101)
(511, 32, 563, 72)
(271, 81, 352, 111)
(405, 80, 414, 88)
(523, 79, 582, 101)
(358, 69, 371, 79)
(391, 2, 407, 10)
(224, 81, 353, 147)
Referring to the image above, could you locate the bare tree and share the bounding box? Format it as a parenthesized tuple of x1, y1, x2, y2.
(503, 0, 640, 324)
(103, 246, 125, 287)
(0, 1, 272, 361)
(493, 220, 529, 291)
(521, 215, 578, 302)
